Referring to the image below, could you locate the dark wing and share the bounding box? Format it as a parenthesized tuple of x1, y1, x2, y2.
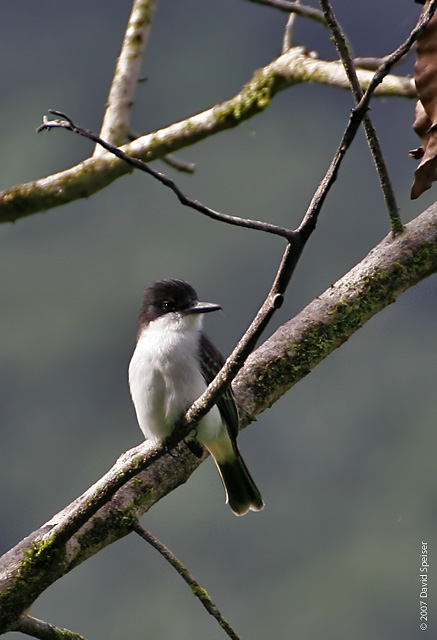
(199, 332, 239, 441)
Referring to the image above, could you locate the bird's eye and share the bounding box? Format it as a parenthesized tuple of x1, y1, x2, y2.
(162, 301, 174, 311)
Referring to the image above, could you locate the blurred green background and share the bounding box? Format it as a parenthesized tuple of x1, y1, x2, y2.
(1, 1, 436, 638)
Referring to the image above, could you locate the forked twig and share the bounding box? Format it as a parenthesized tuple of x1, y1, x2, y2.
(38, 111, 297, 242)
(359, 0, 437, 100)
(319, 0, 403, 236)
(299, 0, 437, 238)
(353, 48, 415, 71)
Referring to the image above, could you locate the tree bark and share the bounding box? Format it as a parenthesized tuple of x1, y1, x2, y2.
(1, 201, 436, 633)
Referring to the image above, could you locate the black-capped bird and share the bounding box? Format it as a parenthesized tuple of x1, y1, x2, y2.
(128, 279, 264, 515)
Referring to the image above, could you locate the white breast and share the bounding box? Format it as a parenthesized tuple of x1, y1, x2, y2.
(128, 312, 221, 442)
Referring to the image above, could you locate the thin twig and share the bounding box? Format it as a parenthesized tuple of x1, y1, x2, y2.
(353, 56, 391, 71)
(319, 0, 403, 236)
(162, 153, 197, 174)
(359, 0, 437, 101)
(14, 615, 87, 640)
(282, 0, 302, 52)
(38, 111, 296, 241)
(93, 0, 158, 157)
(133, 522, 241, 640)
(245, 0, 327, 26)
(353, 46, 415, 71)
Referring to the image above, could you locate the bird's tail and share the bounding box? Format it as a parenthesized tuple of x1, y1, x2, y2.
(214, 450, 264, 516)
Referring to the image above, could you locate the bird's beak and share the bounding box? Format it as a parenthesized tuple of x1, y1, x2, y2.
(186, 301, 222, 314)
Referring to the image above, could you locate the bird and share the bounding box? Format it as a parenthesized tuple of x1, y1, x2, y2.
(128, 278, 264, 516)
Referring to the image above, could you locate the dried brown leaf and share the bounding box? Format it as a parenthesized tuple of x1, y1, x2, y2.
(410, 100, 437, 198)
(411, 1, 437, 198)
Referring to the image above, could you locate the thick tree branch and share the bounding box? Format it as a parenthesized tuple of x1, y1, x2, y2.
(0, 48, 414, 224)
(13, 615, 86, 640)
(234, 204, 437, 419)
(1, 202, 436, 632)
(93, 0, 159, 156)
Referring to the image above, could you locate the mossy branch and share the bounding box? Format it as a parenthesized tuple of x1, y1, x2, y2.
(233, 203, 437, 418)
(93, 0, 158, 156)
(1, 201, 436, 633)
(14, 615, 87, 640)
(0, 47, 414, 224)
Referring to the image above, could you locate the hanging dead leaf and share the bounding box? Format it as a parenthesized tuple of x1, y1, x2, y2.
(410, 1, 437, 198)
(410, 101, 437, 197)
